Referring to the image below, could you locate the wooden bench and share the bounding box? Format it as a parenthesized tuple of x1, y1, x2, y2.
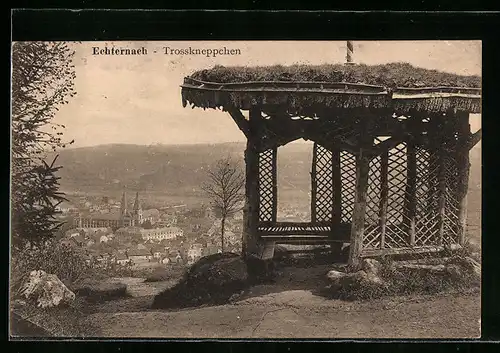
(255, 222, 351, 259)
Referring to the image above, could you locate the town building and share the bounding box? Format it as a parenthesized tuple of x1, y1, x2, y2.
(127, 248, 152, 263)
(187, 244, 203, 265)
(117, 226, 183, 241)
(73, 191, 160, 229)
(116, 253, 130, 265)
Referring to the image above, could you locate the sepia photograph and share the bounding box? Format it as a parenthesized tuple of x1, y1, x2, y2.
(10, 40, 482, 339)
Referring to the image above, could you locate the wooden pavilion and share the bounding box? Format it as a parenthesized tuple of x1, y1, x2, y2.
(180, 59, 481, 267)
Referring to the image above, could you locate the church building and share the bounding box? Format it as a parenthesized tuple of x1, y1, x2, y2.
(74, 191, 159, 229)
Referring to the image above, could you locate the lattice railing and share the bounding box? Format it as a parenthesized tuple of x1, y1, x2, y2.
(414, 147, 440, 246)
(313, 144, 334, 222)
(364, 155, 382, 249)
(340, 151, 356, 223)
(384, 143, 411, 248)
(443, 153, 460, 245)
(258, 148, 276, 222)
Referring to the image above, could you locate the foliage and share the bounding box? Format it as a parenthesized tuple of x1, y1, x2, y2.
(11, 41, 77, 247)
(10, 240, 90, 295)
(10, 239, 135, 299)
(202, 157, 245, 252)
(326, 255, 480, 302)
(190, 62, 481, 88)
(152, 252, 247, 309)
(73, 281, 128, 302)
(144, 266, 184, 282)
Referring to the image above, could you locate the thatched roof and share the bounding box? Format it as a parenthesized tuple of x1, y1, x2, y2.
(181, 63, 481, 114)
(189, 63, 481, 88)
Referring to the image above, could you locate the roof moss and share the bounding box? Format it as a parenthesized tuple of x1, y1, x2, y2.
(189, 62, 481, 89)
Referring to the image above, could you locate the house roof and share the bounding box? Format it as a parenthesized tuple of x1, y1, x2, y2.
(143, 209, 160, 218)
(128, 248, 151, 256)
(116, 253, 128, 260)
(87, 211, 121, 221)
(181, 63, 481, 114)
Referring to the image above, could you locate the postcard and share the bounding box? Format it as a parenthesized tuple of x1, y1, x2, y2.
(10, 40, 481, 339)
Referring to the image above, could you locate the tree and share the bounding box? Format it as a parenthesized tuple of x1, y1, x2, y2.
(11, 42, 77, 248)
(202, 156, 245, 252)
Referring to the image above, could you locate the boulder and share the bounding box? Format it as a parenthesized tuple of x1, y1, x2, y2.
(452, 256, 481, 279)
(18, 270, 75, 308)
(326, 269, 346, 281)
(324, 260, 388, 300)
(152, 252, 249, 309)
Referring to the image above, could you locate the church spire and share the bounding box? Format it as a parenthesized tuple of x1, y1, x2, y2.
(120, 190, 127, 215)
(133, 191, 142, 211)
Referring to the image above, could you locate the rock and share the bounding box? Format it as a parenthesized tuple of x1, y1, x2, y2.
(152, 252, 249, 309)
(326, 269, 347, 282)
(343, 270, 369, 287)
(446, 256, 481, 282)
(458, 257, 481, 278)
(361, 258, 382, 277)
(18, 270, 75, 308)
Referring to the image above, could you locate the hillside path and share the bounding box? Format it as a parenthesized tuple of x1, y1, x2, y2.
(85, 289, 480, 339)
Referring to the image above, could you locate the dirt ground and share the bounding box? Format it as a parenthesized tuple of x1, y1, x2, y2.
(79, 264, 481, 339)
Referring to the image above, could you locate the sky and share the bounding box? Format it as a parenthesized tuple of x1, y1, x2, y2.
(52, 41, 482, 148)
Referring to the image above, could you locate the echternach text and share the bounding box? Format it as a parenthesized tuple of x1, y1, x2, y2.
(93, 47, 148, 55)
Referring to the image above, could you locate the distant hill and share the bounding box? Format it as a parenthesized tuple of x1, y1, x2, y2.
(54, 142, 315, 195)
(53, 142, 481, 200)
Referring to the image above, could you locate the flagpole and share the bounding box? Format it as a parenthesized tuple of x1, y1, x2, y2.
(345, 41, 355, 65)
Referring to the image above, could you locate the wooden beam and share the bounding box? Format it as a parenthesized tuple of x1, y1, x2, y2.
(271, 147, 278, 223)
(379, 150, 389, 249)
(311, 143, 318, 223)
(242, 107, 261, 257)
(469, 128, 482, 149)
(437, 122, 447, 246)
(332, 144, 342, 226)
(405, 116, 419, 246)
(370, 135, 405, 157)
(348, 151, 370, 268)
(226, 105, 250, 138)
(457, 112, 471, 245)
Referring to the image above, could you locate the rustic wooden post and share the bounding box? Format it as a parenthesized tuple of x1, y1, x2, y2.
(348, 149, 370, 268)
(271, 146, 278, 223)
(405, 115, 418, 246)
(456, 111, 471, 246)
(242, 107, 261, 257)
(332, 143, 342, 226)
(379, 149, 389, 249)
(311, 143, 318, 224)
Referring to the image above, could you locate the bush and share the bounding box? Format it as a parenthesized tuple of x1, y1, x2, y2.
(144, 267, 184, 283)
(152, 252, 248, 309)
(10, 240, 91, 295)
(324, 255, 480, 301)
(73, 280, 128, 302)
